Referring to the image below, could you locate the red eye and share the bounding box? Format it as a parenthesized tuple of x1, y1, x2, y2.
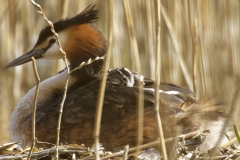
(49, 39, 56, 45)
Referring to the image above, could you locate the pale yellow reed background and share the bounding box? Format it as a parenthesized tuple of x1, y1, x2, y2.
(1, 0, 240, 145)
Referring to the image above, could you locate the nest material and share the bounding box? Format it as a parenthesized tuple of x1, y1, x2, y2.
(0, 129, 239, 160)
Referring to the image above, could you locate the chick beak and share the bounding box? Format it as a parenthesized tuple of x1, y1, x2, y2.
(5, 48, 45, 68)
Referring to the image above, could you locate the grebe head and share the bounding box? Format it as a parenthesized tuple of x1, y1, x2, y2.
(5, 5, 106, 70)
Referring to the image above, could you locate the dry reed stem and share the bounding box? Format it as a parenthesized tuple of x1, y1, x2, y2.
(160, 1, 193, 92)
(122, 1, 144, 158)
(220, 137, 237, 149)
(69, 56, 106, 74)
(122, 145, 129, 160)
(72, 153, 76, 160)
(30, 1, 70, 159)
(122, 0, 141, 73)
(154, 0, 168, 160)
(145, 1, 156, 79)
(169, 127, 182, 160)
(35, 138, 55, 147)
(93, 1, 113, 159)
(26, 57, 40, 160)
(193, 19, 198, 97)
(192, 19, 207, 99)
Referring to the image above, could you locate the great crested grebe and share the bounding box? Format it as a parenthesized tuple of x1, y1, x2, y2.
(6, 5, 227, 152)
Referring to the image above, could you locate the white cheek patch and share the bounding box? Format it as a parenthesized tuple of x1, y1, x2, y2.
(42, 43, 63, 59)
(41, 31, 67, 60)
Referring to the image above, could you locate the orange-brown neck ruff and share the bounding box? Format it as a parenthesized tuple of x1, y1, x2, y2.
(63, 24, 106, 70)
(63, 24, 106, 80)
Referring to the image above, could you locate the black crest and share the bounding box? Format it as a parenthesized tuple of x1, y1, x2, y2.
(35, 4, 98, 46)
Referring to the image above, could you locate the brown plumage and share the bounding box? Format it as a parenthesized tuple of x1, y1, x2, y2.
(6, 5, 227, 152)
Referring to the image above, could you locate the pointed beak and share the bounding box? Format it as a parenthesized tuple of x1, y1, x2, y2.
(5, 48, 45, 68)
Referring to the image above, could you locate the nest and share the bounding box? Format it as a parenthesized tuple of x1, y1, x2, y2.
(0, 129, 239, 160)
